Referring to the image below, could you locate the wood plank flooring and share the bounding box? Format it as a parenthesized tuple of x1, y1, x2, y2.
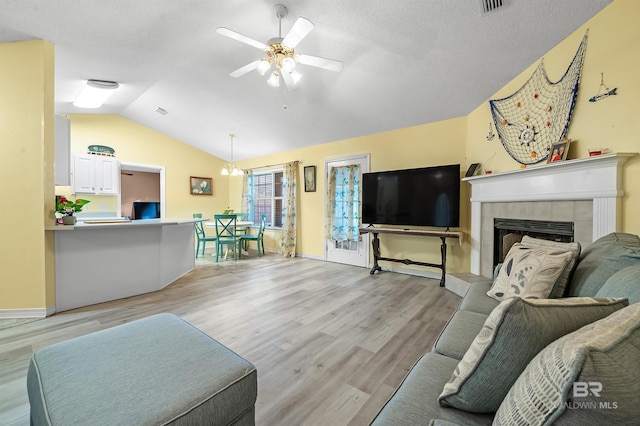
(0, 251, 461, 426)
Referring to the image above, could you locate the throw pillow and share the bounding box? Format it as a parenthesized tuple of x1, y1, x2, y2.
(487, 243, 573, 301)
(494, 303, 640, 425)
(595, 263, 640, 305)
(438, 297, 628, 413)
(520, 236, 581, 298)
(568, 232, 640, 297)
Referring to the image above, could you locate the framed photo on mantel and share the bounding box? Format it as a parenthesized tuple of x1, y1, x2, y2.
(547, 140, 571, 163)
(190, 176, 213, 195)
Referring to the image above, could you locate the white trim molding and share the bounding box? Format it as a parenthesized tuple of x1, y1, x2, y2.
(462, 152, 637, 275)
(0, 306, 56, 318)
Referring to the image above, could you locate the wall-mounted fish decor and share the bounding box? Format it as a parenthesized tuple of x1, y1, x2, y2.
(589, 73, 617, 103)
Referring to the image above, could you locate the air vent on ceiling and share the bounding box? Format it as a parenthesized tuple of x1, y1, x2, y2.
(480, 0, 504, 14)
(154, 107, 168, 115)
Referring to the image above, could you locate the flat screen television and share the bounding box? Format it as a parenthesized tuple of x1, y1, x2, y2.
(132, 201, 161, 220)
(362, 164, 460, 228)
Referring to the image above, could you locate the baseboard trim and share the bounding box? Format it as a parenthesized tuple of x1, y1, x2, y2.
(0, 306, 56, 318)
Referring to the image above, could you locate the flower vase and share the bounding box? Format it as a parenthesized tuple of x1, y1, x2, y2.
(62, 215, 77, 225)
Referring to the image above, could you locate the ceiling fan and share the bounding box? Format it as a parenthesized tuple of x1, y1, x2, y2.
(216, 4, 343, 90)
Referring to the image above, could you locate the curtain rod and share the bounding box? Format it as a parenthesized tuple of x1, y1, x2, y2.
(248, 160, 301, 171)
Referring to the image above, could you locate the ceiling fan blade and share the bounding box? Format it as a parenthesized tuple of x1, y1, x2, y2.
(282, 17, 314, 48)
(297, 54, 343, 72)
(281, 71, 300, 92)
(216, 27, 267, 51)
(229, 60, 260, 78)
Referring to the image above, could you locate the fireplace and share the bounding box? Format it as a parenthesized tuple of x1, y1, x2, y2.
(493, 218, 574, 268)
(463, 153, 635, 278)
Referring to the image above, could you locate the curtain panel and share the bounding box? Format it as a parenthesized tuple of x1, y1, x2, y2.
(280, 161, 298, 257)
(325, 165, 360, 241)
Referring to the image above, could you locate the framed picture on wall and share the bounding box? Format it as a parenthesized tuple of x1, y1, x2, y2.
(304, 166, 316, 192)
(547, 140, 571, 163)
(190, 176, 213, 195)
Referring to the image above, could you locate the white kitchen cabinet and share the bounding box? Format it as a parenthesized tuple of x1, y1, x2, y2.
(71, 153, 119, 194)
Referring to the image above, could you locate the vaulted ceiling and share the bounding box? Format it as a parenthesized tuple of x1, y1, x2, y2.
(0, 0, 611, 161)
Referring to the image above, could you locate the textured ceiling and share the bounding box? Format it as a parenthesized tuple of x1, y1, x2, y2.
(0, 0, 612, 161)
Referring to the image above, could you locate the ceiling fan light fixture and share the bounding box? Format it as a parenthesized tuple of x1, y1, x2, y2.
(267, 71, 280, 87)
(257, 58, 271, 76)
(281, 57, 296, 73)
(73, 79, 119, 108)
(290, 69, 303, 84)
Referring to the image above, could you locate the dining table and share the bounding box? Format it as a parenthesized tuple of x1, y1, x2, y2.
(205, 220, 253, 258)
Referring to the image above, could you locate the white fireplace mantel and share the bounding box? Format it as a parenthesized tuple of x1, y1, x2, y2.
(462, 152, 637, 275)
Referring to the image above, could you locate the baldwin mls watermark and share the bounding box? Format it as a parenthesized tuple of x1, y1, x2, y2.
(564, 381, 618, 410)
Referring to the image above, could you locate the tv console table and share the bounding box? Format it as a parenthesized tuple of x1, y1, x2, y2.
(359, 227, 462, 287)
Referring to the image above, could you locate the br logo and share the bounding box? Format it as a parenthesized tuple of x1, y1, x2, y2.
(573, 381, 602, 398)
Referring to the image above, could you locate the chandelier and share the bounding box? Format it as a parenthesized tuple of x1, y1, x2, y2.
(221, 134, 243, 176)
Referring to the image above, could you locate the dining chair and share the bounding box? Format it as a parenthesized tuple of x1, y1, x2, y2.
(214, 214, 241, 262)
(193, 213, 216, 258)
(239, 214, 266, 257)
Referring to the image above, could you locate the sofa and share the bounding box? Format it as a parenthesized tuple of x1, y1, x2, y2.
(371, 232, 640, 425)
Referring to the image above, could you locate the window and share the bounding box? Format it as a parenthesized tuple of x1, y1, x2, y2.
(250, 171, 283, 228)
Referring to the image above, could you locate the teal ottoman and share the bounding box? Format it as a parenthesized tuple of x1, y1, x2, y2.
(27, 313, 257, 426)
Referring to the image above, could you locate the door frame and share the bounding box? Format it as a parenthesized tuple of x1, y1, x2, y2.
(119, 162, 166, 218)
(323, 153, 370, 267)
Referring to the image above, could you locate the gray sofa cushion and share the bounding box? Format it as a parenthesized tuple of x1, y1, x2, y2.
(568, 232, 640, 297)
(432, 310, 487, 360)
(494, 303, 640, 425)
(438, 297, 628, 413)
(371, 353, 493, 426)
(595, 263, 640, 304)
(458, 280, 499, 315)
(520, 235, 581, 298)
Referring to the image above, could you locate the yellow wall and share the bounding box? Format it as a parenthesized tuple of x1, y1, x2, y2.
(3, 0, 638, 313)
(0, 40, 56, 311)
(66, 115, 229, 221)
(466, 0, 640, 234)
(232, 117, 470, 272)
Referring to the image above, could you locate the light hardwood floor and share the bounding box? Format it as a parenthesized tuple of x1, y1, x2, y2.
(0, 251, 461, 426)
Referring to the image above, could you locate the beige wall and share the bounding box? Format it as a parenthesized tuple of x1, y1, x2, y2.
(121, 171, 161, 218)
(0, 40, 56, 312)
(466, 0, 640, 235)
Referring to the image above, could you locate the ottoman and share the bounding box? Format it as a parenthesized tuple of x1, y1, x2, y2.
(27, 313, 257, 426)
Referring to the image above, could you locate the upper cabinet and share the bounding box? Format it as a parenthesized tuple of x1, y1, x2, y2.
(71, 153, 119, 195)
(54, 115, 70, 186)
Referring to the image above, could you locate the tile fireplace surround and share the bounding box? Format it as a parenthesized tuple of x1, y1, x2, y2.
(463, 152, 636, 278)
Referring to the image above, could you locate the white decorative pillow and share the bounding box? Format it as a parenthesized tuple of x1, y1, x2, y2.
(520, 236, 581, 298)
(438, 297, 628, 413)
(494, 303, 640, 425)
(487, 243, 573, 301)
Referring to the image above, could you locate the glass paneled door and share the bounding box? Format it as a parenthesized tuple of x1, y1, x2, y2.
(325, 155, 369, 267)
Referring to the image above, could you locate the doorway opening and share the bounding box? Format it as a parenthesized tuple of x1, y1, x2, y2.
(119, 162, 166, 219)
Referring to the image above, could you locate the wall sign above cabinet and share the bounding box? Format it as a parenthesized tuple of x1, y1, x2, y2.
(87, 145, 115, 156)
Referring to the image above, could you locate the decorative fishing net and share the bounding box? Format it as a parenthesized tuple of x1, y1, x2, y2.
(490, 33, 587, 164)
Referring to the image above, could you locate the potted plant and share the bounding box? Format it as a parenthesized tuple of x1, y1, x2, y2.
(56, 197, 90, 225)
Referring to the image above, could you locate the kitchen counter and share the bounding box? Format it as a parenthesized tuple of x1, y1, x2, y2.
(46, 218, 204, 312)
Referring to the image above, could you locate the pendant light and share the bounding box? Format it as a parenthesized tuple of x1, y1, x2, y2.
(221, 134, 244, 176)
